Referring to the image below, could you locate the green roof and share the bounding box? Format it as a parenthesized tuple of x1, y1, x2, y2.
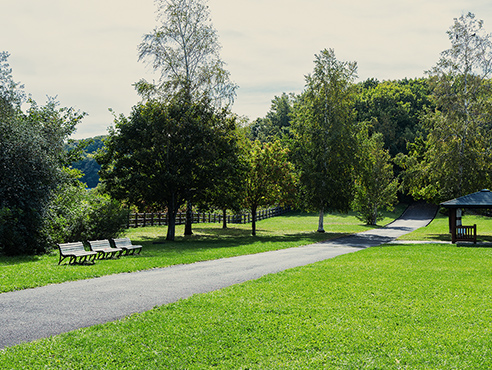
(440, 189, 492, 208)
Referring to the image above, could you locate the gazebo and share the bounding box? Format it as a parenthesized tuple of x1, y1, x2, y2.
(440, 189, 492, 243)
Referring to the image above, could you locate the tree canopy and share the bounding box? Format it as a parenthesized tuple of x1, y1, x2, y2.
(398, 12, 492, 203)
(0, 53, 86, 255)
(136, 0, 237, 107)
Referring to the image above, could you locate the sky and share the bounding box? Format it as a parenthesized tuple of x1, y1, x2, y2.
(1, 0, 492, 139)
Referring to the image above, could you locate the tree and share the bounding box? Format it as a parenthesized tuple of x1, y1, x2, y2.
(198, 121, 247, 229)
(98, 96, 233, 241)
(136, 0, 236, 107)
(0, 53, 85, 255)
(398, 13, 492, 203)
(247, 93, 294, 143)
(292, 49, 358, 232)
(355, 78, 433, 157)
(352, 131, 398, 225)
(243, 140, 296, 236)
(137, 0, 237, 235)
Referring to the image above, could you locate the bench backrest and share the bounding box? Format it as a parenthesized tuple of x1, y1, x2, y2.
(88, 239, 112, 251)
(59, 242, 86, 254)
(113, 237, 133, 248)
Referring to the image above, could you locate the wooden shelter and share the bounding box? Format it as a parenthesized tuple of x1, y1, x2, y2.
(440, 189, 492, 243)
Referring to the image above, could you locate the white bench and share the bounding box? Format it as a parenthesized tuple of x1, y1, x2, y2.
(88, 240, 123, 259)
(112, 237, 143, 255)
(58, 242, 97, 265)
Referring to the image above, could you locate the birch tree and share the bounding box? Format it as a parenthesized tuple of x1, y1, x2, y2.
(292, 49, 358, 232)
(398, 13, 492, 202)
(136, 0, 237, 107)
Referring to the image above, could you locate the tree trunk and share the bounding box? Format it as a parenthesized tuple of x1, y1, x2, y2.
(184, 200, 193, 236)
(317, 208, 325, 233)
(166, 195, 178, 241)
(251, 205, 257, 236)
(222, 208, 227, 229)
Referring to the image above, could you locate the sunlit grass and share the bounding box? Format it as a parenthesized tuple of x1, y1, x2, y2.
(399, 210, 492, 243)
(0, 206, 405, 293)
(2, 243, 492, 368)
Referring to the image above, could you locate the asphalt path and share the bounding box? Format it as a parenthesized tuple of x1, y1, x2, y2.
(0, 203, 437, 349)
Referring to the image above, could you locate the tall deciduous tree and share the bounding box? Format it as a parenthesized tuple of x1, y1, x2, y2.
(98, 96, 234, 241)
(292, 49, 358, 232)
(398, 13, 492, 202)
(0, 52, 85, 255)
(136, 0, 237, 235)
(243, 140, 296, 236)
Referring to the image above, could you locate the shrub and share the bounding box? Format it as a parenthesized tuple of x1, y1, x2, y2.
(46, 183, 129, 246)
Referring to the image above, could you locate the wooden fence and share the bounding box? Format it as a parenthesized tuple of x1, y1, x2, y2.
(127, 206, 289, 228)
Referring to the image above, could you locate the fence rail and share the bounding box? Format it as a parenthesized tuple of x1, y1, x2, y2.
(127, 207, 289, 228)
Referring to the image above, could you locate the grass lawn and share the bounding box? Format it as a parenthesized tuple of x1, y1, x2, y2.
(399, 210, 492, 243)
(0, 207, 404, 293)
(2, 243, 492, 368)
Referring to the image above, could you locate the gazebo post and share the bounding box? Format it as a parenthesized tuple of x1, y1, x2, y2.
(449, 208, 457, 243)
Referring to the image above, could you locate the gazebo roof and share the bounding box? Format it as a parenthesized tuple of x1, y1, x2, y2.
(441, 189, 492, 208)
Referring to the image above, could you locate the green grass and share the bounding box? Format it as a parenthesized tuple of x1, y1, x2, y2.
(399, 210, 492, 243)
(0, 207, 405, 293)
(2, 243, 492, 368)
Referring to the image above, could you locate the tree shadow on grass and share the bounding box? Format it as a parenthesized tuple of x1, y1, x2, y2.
(132, 226, 350, 257)
(0, 254, 41, 266)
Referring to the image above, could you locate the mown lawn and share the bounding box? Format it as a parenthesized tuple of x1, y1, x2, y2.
(2, 243, 492, 368)
(0, 207, 404, 293)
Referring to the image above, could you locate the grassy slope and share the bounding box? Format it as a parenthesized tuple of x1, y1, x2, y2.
(0, 208, 403, 293)
(2, 243, 492, 368)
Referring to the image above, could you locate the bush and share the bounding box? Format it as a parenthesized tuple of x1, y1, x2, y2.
(0, 207, 47, 255)
(46, 182, 129, 246)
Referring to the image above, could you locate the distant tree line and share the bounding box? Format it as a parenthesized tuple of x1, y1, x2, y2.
(68, 136, 105, 189)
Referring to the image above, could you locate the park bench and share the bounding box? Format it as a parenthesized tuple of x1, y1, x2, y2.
(88, 239, 123, 259)
(112, 237, 143, 255)
(454, 224, 477, 244)
(58, 242, 97, 265)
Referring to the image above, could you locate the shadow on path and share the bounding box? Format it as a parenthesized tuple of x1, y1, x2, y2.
(0, 202, 438, 349)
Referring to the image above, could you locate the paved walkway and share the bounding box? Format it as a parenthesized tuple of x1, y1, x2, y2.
(0, 203, 437, 349)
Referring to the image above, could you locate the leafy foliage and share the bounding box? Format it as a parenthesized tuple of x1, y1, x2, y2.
(0, 52, 85, 255)
(136, 0, 237, 107)
(98, 96, 237, 240)
(45, 180, 129, 244)
(247, 93, 294, 142)
(355, 78, 433, 157)
(243, 140, 297, 236)
(292, 49, 359, 231)
(398, 13, 492, 203)
(69, 136, 106, 188)
(352, 131, 398, 225)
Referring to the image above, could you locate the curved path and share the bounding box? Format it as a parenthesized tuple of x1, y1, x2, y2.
(0, 203, 437, 349)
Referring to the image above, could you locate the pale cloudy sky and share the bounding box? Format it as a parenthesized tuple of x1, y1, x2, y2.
(1, 0, 491, 139)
